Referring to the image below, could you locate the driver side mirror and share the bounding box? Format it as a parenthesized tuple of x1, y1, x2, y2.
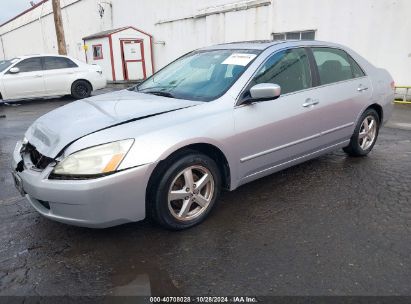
(8, 67, 20, 74)
(240, 83, 281, 105)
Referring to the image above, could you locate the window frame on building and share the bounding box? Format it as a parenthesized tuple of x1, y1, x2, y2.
(92, 44, 104, 60)
(271, 30, 316, 41)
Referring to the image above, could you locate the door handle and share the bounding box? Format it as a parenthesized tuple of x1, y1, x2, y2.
(34, 74, 42, 78)
(302, 98, 319, 108)
(357, 86, 369, 92)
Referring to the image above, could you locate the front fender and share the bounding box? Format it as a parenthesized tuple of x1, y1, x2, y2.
(59, 100, 237, 185)
(118, 134, 234, 172)
(156, 137, 228, 162)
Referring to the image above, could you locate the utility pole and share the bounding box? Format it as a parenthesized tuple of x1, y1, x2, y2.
(51, 0, 67, 55)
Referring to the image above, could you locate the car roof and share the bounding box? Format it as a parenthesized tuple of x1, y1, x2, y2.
(200, 40, 345, 51)
(16, 54, 72, 60)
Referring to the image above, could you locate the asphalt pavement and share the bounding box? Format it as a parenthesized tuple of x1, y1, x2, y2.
(0, 91, 410, 298)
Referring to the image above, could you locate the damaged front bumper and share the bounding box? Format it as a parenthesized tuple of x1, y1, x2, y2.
(11, 141, 153, 228)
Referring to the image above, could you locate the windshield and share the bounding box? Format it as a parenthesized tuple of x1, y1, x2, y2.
(0, 58, 18, 72)
(137, 49, 260, 102)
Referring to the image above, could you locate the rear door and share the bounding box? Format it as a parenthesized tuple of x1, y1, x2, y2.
(43, 56, 79, 95)
(1, 57, 45, 99)
(308, 47, 372, 146)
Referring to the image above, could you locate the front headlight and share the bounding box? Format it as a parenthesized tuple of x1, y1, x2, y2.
(51, 139, 134, 177)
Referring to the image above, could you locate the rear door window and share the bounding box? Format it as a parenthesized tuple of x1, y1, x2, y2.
(311, 47, 365, 85)
(43, 57, 78, 70)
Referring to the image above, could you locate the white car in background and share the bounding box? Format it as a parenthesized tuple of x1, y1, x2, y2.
(0, 55, 106, 101)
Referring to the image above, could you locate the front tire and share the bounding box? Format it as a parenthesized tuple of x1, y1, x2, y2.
(343, 108, 380, 156)
(71, 80, 92, 99)
(148, 152, 221, 230)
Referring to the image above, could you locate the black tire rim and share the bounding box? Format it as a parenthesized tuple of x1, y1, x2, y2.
(75, 83, 89, 97)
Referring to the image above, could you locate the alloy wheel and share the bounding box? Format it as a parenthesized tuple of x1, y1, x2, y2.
(168, 165, 215, 221)
(358, 115, 377, 150)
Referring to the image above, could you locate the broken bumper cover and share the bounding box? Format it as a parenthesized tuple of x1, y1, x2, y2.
(12, 141, 153, 228)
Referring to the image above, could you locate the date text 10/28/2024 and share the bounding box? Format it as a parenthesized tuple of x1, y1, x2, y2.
(149, 296, 258, 303)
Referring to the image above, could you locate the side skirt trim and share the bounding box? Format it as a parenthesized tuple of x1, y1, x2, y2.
(240, 122, 354, 163)
(242, 140, 350, 180)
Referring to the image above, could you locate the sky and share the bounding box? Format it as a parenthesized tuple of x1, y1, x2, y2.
(0, 0, 34, 24)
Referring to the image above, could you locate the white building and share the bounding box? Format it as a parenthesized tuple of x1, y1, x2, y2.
(0, 0, 112, 63)
(0, 0, 410, 84)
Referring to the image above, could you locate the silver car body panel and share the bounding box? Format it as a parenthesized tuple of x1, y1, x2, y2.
(26, 89, 202, 157)
(13, 40, 395, 227)
(12, 143, 152, 227)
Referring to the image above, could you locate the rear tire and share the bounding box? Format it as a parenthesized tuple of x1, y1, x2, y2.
(71, 80, 92, 99)
(148, 152, 221, 230)
(343, 108, 380, 156)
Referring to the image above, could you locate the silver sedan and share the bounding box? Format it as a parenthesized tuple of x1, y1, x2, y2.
(11, 40, 394, 229)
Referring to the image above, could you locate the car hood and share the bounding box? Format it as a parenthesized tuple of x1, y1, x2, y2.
(25, 90, 200, 157)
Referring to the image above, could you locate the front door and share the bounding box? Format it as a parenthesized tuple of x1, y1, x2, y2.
(1, 57, 45, 100)
(234, 48, 324, 182)
(120, 40, 146, 81)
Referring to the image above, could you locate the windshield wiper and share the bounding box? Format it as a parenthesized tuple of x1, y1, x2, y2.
(144, 90, 176, 98)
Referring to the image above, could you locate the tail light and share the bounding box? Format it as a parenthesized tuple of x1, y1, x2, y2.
(390, 81, 395, 90)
